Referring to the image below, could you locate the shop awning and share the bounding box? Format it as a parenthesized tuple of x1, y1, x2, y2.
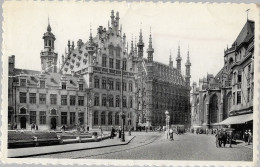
(217, 113, 253, 125)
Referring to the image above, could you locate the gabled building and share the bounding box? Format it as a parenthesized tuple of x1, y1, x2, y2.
(191, 19, 254, 138)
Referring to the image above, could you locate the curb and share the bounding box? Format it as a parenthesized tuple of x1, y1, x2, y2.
(9, 136, 136, 158)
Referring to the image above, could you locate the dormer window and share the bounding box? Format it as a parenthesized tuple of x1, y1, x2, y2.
(40, 80, 45, 88)
(62, 82, 67, 90)
(20, 79, 27, 87)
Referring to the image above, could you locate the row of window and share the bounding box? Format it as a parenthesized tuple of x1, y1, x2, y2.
(19, 93, 85, 106)
(94, 78, 133, 92)
(29, 111, 84, 125)
(20, 79, 84, 91)
(102, 57, 127, 70)
(94, 95, 133, 108)
(93, 111, 122, 125)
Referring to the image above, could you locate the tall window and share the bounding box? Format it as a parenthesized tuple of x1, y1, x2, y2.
(129, 82, 133, 92)
(109, 58, 114, 68)
(94, 111, 99, 125)
(50, 94, 57, 105)
(70, 95, 76, 106)
(129, 96, 133, 108)
(116, 47, 120, 57)
(109, 45, 114, 56)
(247, 88, 250, 102)
(61, 112, 67, 124)
(123, 82, 127, 91)
(108, 95, 114, 107)
(238, 71, 242, 83)
(94, 77, 100, 88)
(108, 80, 114, 90)
(94, 94, 100, 106)
(62, 82, 67, 90)
(79, 84, 84, 91)
(116, 95, 120, 107)
(233, 92, 235, 105)
(29, 93, 36, 104)
(20, 92, 27, 103)
(116, 82, 120, 90)
(115, 112, 119, 125)
(101, 112, 106, 125)
(39, 93, 46, 104)
(108, 112, 113, 125)
(116, 60, 120, 69)
(122, 60, 127, 71)
(30, 111, 36, 124)
(123, 96, 127, 108)
(61, 95, 67, 105)
(102, 56, 107, 67)
(78, 96, 84, 106)
(40, 80, 45, 88)
(102, 79, 106, 89)
(237, 91, 241, 104)
(102, 95, 107, 106)
(70, 112, 76, 125)
(20, 79, 26, 87)
(39, 111, 46, 124)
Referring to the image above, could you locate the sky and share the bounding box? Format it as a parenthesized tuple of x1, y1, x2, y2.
(3, 1, 258, 84)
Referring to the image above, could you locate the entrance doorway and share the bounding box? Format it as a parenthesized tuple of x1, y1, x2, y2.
(20, 117, 26, 129)
(51, 117, 57, 129)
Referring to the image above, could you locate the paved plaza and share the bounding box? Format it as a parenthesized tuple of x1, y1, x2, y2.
(32, 132, 253, 161)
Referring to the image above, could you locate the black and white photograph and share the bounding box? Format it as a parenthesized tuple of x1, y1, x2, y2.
(1, 1, 259, 166)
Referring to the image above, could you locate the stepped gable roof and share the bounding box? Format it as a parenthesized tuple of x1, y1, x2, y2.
(233, 20, 254, 47)
(13, 68, 83, 88)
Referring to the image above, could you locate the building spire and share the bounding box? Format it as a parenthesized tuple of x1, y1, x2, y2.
(176, 41, 182, 71)
(169, 50, 173, 68)
(147, 27, 154, 63)
(89, 24, 93, 44)
(131, 35, 134, 54)
(47, 16, 52, 32)
(246, 9, 250, 20)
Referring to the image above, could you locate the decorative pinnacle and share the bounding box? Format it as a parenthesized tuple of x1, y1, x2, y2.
(130, 35, 134, 53)
(147, 27, 154, 53)
(89, 24, 93, 43)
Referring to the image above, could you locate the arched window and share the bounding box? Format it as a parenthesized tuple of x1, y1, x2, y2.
(49, 40, 52, 47)
(102, 55, 107, 67)
(108, 95, 114, 107)
(102, 94, 107, 106)
(109, 44, 114, 56)
(209, 94, 218, 124)
(108, 112, 113, 125)
(20, 107, 26, 114)
(101, 111, 106, 125)
(115, 112, 119, 125)
(129, 96, 133, 108)
(116, 46, 121, 57)
(123, 96, 127, 108)
(94, 93, 100, 106)
(51, 108, 56, 115)
(94, 76, 100, 88)
(94, 111, 99, 125)
(116, 95, 120, 107)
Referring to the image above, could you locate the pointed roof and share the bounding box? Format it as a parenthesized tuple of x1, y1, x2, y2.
(147, 28, 154, 53)
(185, 47, 191, 66)
(233, 20, 254, 47)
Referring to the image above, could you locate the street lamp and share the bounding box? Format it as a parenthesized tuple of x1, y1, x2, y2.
(165, 110, 170, 139)
(121, 67, 125, 142)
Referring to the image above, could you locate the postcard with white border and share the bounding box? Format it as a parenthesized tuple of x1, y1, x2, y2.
(1, 1, 259, 167)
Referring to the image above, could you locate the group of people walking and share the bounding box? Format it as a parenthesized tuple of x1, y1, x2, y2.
(215, 129, 232, 148)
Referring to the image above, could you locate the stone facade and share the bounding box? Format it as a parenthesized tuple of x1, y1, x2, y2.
(191, 20, 254, 132)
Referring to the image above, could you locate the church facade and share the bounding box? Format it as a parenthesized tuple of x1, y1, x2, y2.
(8, 10, 191, 130)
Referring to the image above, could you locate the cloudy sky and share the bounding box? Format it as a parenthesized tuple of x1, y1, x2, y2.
(3, 1, 257, 84)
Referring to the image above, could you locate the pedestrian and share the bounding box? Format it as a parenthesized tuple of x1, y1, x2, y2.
(110, 126, 115, 139)
(36, 124, 38, 130)
(244, 130, 249, 143)
(169, 128, 174, 141)
(222, 130, 227, 147)
(145, 127, 148, 133)
(248, 129, 252, 145)
(218, 130, 223, 147)
(215, 130, 219, 148)
(118, 126, 122, 138)
(87, 126, 89, 132)
(31, 123, 35, 131)
(99, 126, 103, 140)
(228, 131, 233, 148)
(128, 126, 131, 136)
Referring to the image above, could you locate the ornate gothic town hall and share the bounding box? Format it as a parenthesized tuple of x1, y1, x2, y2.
(8, 11, 191, 130)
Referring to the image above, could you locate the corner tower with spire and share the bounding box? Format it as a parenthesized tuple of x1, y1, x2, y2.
(40, 18, 58, 73)
(176, 43, 182, 71)
(185, 47, 191, 89)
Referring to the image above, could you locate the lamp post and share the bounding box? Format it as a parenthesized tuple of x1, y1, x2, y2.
(121, 67, 125, 142)
(165, 110, 170, 139)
